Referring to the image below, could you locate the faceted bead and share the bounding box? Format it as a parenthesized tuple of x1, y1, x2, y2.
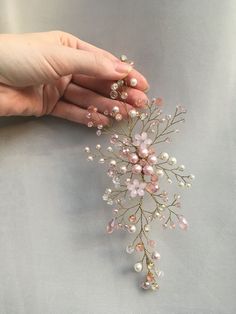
(115, 113, 123, 121)
(126, 245, 134, 254)
(86, 113, 92, 118)
(106, 218, 116, 234)
(121, 91, 128, 100)
(178, 215, 189, 230)
(147, 240, 156, 248)
(146, 271, 155, 282)
(110, 90, 118, 99)
(117, 79, 124, 87)
(110, 134, 119, 144)
(96, 130, 102, 136)
(128, 215, 137, 223)
(87, 121, 93, 127)
(141, 281, 151, 290)
(120, 55, 128, 62)
(146, 183, 159, 194)
(111, 83, 118, 90)
(151, 283, 159, 291)
(135, 243, 144, 252)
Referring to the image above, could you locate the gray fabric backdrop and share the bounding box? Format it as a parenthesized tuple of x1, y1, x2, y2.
(0, 0, 235, 313)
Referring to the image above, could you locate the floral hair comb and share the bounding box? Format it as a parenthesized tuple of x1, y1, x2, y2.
(84, 55, 194, 291)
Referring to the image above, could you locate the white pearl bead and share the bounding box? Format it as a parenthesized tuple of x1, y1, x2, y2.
(179, 164, 185, 171)
(110, 160, 117, 166)
(190, 174, 195, 180)
(96, 144, 101, 150)
(134, 262, 143, 272)
(178, 181, 185, 187)
(167, 178, 172, 184)
(129, 109, 137, 118)
(168, 157, 177, 165)
(112, 106, 120, 114)
(107, 146, 113, 152)
(120, 165, 127, 173)
(156, 169, 164, 177)
(120, 54, 128, 62)
(130, 78, 138, 87)
(186, 183, 191, 188)
(144, 224, 151, 232)
(159, 152, 169, 161)
(128, 225, 136, 233)
(84, 147, 90, 153)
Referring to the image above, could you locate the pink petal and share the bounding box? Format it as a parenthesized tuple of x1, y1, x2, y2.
(140, 182, 147, 189)
(137, 189, 145, 196)
(130, 190, 137, 198)
(133, 179, 139, 187)
(141, 132, 147, 140)
(134, 134, 141, 140)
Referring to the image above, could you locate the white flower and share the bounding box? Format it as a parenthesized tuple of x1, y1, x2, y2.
(133, 132, 152, 149)
(127, 179, 147, 198)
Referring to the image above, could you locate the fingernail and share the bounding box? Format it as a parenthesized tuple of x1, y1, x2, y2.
(115, 61, 133, 74)
(144, 85, 150, 93)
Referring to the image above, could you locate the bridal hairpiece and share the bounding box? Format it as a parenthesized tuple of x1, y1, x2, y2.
(84, 55, 194, 291)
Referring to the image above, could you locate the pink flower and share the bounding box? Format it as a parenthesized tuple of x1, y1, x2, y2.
(127, 179, 147, 198)
(133, 132, 152, 149)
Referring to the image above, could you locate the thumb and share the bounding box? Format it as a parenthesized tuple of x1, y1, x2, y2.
(44, 45, 133, 80)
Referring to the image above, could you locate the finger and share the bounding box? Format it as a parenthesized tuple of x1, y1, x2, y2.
(51, 100, 110, 126)
(64, 83, 134, 118)
(41, 45, 133, 82)
(72, 74, 148, 108)
(57, 31, 149, 91)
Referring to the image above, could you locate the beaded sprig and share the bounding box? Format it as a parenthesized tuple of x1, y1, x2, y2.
(84, 56, 194, 291)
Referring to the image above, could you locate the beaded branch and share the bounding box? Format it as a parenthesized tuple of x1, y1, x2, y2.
(84, 55, 194, 291)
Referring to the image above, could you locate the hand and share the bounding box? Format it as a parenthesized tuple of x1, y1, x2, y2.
(0, 31, 149, 126)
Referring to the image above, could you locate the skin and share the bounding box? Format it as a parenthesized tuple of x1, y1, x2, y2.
(0, 31, 149, 126)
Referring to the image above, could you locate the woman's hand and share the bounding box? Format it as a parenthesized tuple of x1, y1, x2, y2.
(0, 31, 149, 126)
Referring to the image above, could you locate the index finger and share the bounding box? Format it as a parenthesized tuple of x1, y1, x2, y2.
(59, 32, 150, 92)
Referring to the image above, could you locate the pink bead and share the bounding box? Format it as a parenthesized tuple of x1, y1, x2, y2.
(148, 240, 156, 248)
(147, 154, 158, 165)
(139, 159, 147, 166)
(138, 147, 149, 158)
(129, 153, 139, 164)
(146, 183, 159, 193)
(178, 215, 189, 230)
(143, 165, 154, 175)
(151, 175, 158, 182)
(121, 147, 130, 156)
(152, 251, 161, 260)
(106, 218, 116, 234)
(132, 164, 142, 174)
